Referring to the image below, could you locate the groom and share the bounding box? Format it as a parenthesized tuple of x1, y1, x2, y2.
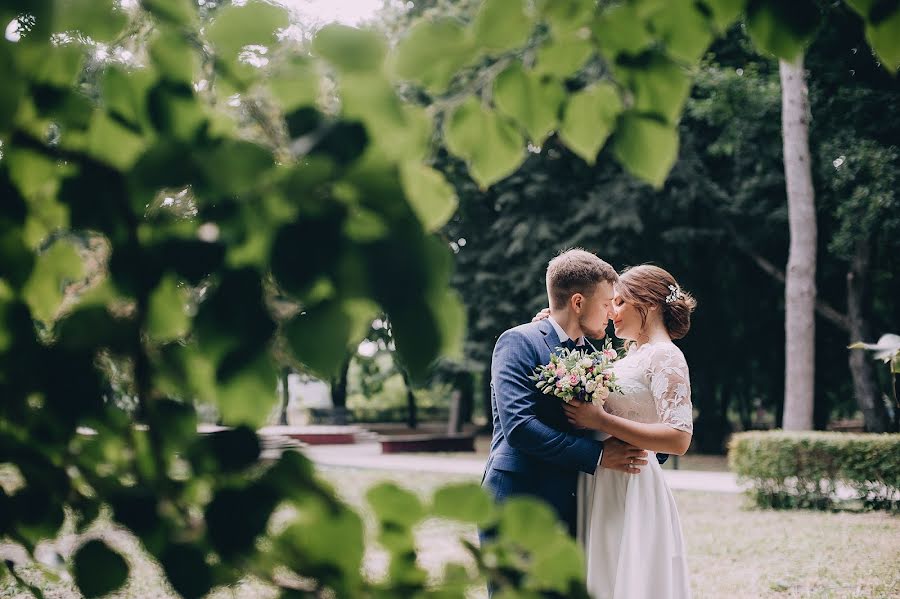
(481, 249, 650, 538)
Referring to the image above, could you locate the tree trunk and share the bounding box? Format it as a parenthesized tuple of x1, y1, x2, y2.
(278, 367, 291, 426)
(329, 357, 351, 425)
(406, 387, 418, 429)
(779, 55, 817, 431)
(846, 240, 889, 432)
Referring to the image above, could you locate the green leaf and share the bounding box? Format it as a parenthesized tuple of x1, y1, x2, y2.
(534, 37, 594, 77)
(148, 82, 206, 142)
(494, 63, 565, 142)
(6, 148, 61, 202)
(526, 532, 585, 592)
(746, 0, 821, 61)
(22, 239, 83, 323)
(56, 306, 136, 352)
(340, 74, 431, 162)
(268, 56, 320, 112)
(276, 500, 365, 589)
(53, 0, 127, 41)
(216, 351, 278, 427)
(700, 0, 747, 32)
(201, 140, 274, 196)
(85, 110, 147, 171)
(558, 82, 623, 164)
(285, 299, 378, 378)
(536, 0, 596, 32)
(473, 0, 534, 53)
(392, 18, 475, 93)
(159, 543, 213, 599)
(72, 540, 129, 598)
(649, 0, 715, 64)
(399, 162, 459, 232)
(203, 426, 261, 472)
(498, 497, 562, 552)
(592, 3, 655, 59)
(0, 42, 24, 134)
(142, 0, 197, 26)
(366, 482, 425, 528)
(431, 482, 495, 525)
(208, 1, 289, 60)
(313, 24, 386, 73)
(147, 273, 190, 343)
(101, 66, 156, 129)
(612, 113, 679, 188)
(25, 45, 85, 88)
(431, 288, 466, 358)
(150, 30, 198, 85)
(154, 398, 198, 453)
(615, 53, 691, 125)
(444, 98, 524, 189)
(864, 7, 900, 72)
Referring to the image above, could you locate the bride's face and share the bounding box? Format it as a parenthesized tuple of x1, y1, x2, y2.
(612, 286, 640, 341)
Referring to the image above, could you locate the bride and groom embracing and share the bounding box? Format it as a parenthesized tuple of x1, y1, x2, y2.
(481, 249, 697, 599)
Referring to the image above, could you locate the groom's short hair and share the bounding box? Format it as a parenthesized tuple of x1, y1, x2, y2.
(546, 249, 617, 309)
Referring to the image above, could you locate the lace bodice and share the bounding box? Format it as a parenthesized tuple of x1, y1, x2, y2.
(604, 341, 693, 433)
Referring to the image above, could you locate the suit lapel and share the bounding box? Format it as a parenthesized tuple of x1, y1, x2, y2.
(539, 318, 562, 353)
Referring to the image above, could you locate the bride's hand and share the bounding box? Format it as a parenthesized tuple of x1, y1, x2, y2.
(532, 307, 551, 322)
(562, 399, 609, 431)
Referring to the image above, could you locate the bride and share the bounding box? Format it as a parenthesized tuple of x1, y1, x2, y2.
(543, 264, 696, 599)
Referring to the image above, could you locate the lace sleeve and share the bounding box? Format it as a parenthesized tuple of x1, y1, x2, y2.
(647, 344, 693, 434)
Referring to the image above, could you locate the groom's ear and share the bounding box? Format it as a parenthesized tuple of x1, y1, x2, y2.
(570, 292, 584, 313)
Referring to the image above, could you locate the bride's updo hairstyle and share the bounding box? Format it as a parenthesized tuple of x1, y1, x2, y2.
(617, 265, 697, 340)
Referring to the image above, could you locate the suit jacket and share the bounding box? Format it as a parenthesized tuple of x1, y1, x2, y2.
(481, 319, 603, 535)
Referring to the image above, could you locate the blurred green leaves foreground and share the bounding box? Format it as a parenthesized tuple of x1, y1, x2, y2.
(1, 0, 898, 596)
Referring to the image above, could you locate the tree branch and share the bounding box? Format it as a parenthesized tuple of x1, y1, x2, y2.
(724, 220, 850, 332)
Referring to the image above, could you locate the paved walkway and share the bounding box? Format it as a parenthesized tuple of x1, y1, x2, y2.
(302, 443, 746, 494)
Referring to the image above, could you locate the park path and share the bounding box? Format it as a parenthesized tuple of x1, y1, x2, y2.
(302, 443, 745, 494)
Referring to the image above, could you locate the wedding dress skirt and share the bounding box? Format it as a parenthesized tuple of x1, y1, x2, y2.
(577, 449, 691, 599)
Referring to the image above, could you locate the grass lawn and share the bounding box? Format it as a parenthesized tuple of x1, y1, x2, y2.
(2, 466, 898, 598)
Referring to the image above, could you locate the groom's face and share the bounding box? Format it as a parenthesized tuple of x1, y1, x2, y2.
(578, 281, 615, 339)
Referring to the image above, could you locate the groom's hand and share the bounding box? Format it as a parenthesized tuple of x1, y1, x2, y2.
(600, 438, 648, 474)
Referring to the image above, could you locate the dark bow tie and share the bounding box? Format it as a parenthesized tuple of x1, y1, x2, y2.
(562, 338, 580, 352)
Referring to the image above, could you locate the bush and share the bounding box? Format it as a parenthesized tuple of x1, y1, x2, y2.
(729, 431, 900, 511)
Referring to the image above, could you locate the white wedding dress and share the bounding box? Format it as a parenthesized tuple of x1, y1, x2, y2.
(576, 341, 693, 599)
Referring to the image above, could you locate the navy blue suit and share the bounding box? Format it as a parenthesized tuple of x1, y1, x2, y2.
(481, 319, 603, 537)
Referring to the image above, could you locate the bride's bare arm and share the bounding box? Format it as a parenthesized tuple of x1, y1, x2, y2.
(563, 402, 691, 455)
(564, 344, 694, 455)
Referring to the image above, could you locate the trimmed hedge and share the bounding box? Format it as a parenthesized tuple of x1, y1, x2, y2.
(729, 431, 900, 511)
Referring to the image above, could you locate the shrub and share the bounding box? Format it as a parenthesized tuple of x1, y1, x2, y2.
(729, 431, 900, 511)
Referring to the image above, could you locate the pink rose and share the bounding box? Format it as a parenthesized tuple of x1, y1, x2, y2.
(569, 374, 579, 385)
(556, 381, 563, 389)
(555, 367, 567, 378)
(604, 349, 617, 360)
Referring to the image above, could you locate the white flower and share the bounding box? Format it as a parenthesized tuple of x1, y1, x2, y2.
(579, 357, 593, 369)
(585, 380, 597, 393)
(595, 386, 611, 400)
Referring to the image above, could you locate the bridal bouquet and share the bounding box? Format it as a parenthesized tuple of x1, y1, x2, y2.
(530, 339, 621, 405)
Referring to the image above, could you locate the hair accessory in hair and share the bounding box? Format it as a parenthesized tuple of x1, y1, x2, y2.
(665, 284, 683, 304)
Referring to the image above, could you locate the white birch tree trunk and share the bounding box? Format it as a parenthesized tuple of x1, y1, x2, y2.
(780, 55, 817, 431)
